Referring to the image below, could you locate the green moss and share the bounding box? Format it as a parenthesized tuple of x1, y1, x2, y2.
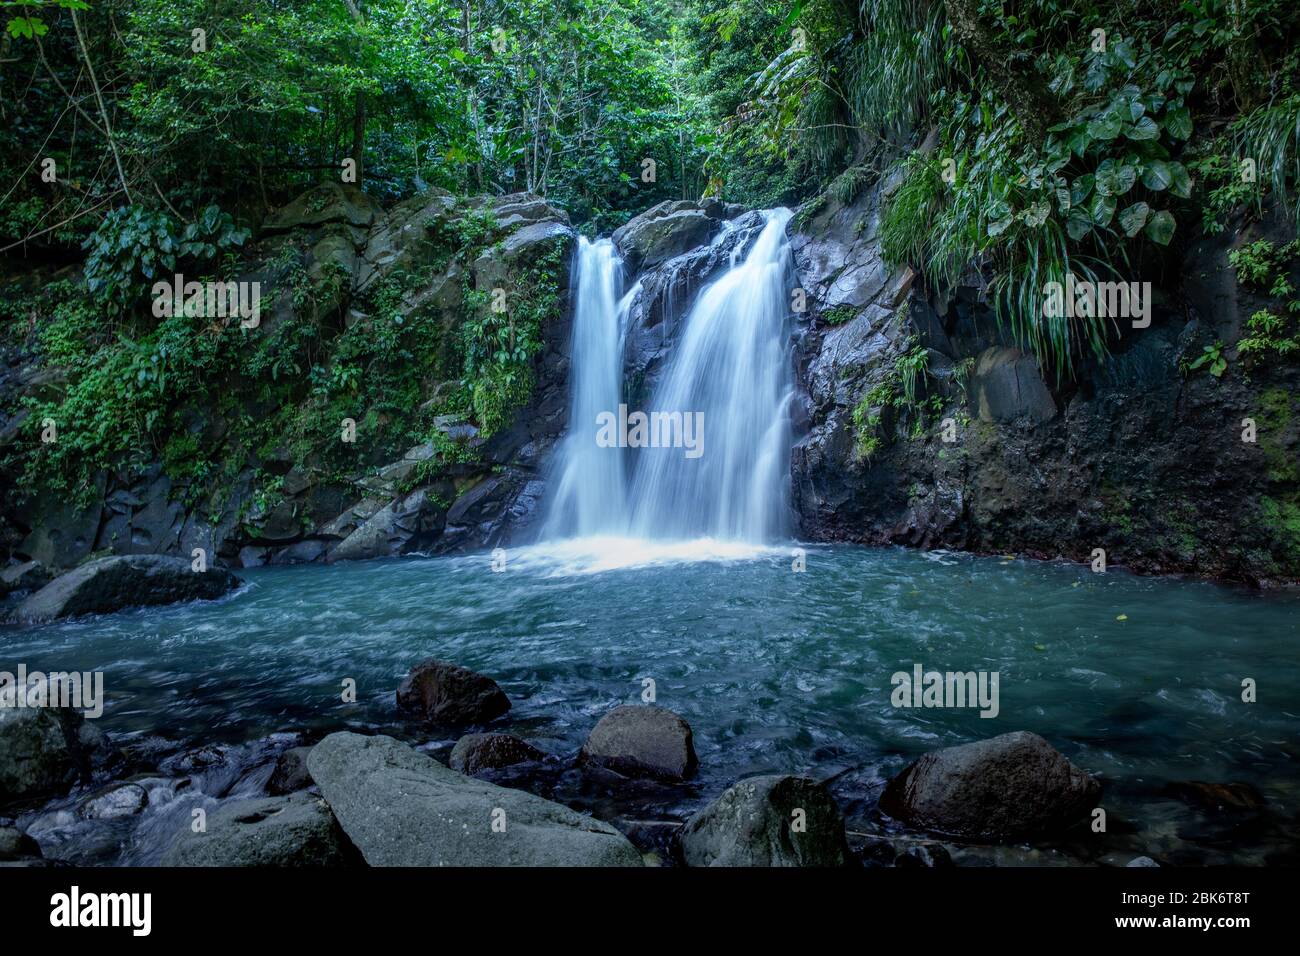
(1258, 386, 1297, 483)
(821, 304, 856, 325)
(1259, 494, 1300, 568)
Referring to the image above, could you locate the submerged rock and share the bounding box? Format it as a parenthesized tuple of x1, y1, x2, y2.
(581, 705, 698, 781)
(396, 659, 510, 725)
(307, 732, 643, 867)
(449, 733, 543, 775)
(12, 554, 240, 624)
(161, 792, 353, 867)
(879, 731, 1100, 841)
(267, 746, 315, 795)
(679, 775, 853, 867)
(80, 783, 147, 820)
(0, 826, 42, 862)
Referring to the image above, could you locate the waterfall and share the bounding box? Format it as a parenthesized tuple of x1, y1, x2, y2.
(541, 236, 633, 538)
(542, 209, 795, 545)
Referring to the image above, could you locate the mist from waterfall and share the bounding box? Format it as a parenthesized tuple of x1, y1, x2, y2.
(542, 209, 795, 548)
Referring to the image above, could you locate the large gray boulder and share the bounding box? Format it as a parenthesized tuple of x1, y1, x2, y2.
(0, 683, 115, 802)
(581, 705, 698, 781)
(161, 792, 353, 866)
(449, 733, 544, 775)
(0, 707, 77, 802)
(879, 731, 1100, 841)
(307, 732, 643, 867)
(12, 555, 240, 624)
(679, 775, 853, 867)
(396, 659, 510, 725)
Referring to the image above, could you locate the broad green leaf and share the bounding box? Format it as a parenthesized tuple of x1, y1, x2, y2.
(1145, 209, 1176, 244)
(1168, 162, 1192, 199)
(1141, 159, 1172, 191)
(1118, 201, 1150, 237)
(1125, 116, 1159, 140)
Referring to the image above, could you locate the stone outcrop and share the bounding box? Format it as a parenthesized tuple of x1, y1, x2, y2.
(12, 554, 239, 623)
(1, 187, 578, 575)
(307, 732, 643, 867)
(788, 174, 1300, 584)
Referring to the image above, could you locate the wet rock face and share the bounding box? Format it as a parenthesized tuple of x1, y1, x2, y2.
(396, 659, 511, 726)
(307, 732, 644, 867)
(160, 792, 354, 867)
(789, 176, 1300, 584)
(679, 775, 853, 867)
(878, 731, 1100, 842)
(611, 198, 742, 276)
(581, 705, 698, 781)
(12, 554, 239, 624)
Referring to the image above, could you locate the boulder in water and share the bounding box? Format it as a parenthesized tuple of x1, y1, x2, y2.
(267, 746, 315, 795)
(307, 732, 643, 866)
(878, 731, 1100, 841)
(581, 705, 698, 781)
(12, 555, 240, 624)
(0, 826, 42, 862)
(161, 792, 354, 866)
(679, 775, 853, 867)
(80, 783, 147, 820)
(449, 733, 544, 775)
(395, 659, 510, 725)
(0, 682, 117, 803)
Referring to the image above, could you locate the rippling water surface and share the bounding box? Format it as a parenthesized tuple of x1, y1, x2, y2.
(7, 542, 1299, 864)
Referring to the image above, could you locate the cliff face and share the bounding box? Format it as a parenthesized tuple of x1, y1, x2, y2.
(788, 177, 1300, 586)
(0, 185, 577, 584)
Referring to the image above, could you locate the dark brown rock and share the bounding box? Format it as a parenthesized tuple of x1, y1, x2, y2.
(581, 705, 697, 781)
(395, 659, 510, 725)
(879, 731, 1100, 842)
(448, 733, 543, 775)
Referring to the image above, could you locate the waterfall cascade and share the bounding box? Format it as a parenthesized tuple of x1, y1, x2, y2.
(542, 208, 795, 545)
